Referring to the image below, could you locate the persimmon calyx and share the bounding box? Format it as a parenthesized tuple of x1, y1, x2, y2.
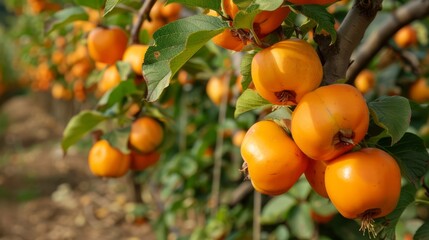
(333, 129, 355, 148)
(240, 161, 250, 181)
(274, 90, 297, 104)
(359, 208, 381, 239)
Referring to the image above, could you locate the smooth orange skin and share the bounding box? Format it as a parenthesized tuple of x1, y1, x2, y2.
(160, 2, 182, 21)
(129, 117, 164, 153)
(206, 76, 230, 105)
(251, 39, 323, 105)
(129, 151, 161, 171)
(212, 29, 246, 51)
(87, 27, 128, 64)
(223, 0, 290, 36)
(409, 78, 429, 103)
(291, 84, 369, 161)
(394, 25, 418, 48)
(289, 0, 338, 5)
(325, 148, 401, 219)
(122, 44, 149, 75)
(232, 130, 247, 147)
(88, 140, 130, 178)
(142, 19, 166, 37)
(305, 159, 329, 198)
(97, 65, 121, 97)
(354, 69, 375, 94)
(310, 210, 335, 224)
(240, 120, 309, 196)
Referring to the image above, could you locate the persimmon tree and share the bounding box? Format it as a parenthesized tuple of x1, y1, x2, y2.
(2, 0, 429, 239)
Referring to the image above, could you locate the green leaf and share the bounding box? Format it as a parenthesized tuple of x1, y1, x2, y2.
(167, 0, 221, 11)
(234, 89, 272, 118)
(233, 5, 260, 30)
(116, 61, 133, 80)
(239, 53, 255, 90)
(369, 96, 411, 146)
(102, 127, 131, 154)
(61, 111, 108, 153)
(143, 15, 227, 102)
(253, 0, 284, 11)
(379, 133, 429, 188)
(104, 0, 122, 16)
(74, 0, 104, 9)
(261, 195, 297, 225)
(414, 221, 429, 240)
(97, 79, 141, 110)
(288, 178, 312, 200)
(45, 7, 88, 34)
(375, 184, 417, 240)
(292, 4, 336, 44)
(287, 203, 315, 239)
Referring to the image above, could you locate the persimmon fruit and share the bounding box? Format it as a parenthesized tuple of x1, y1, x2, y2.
(240, 120, 309, 196)
(122, 44, 149, 75)
(206, 75, 230, 105)
(87, 26, 128, 65)
(251, 39, 323, 105)
(394, 25, 418, 48)
(97, 65, 121, 97)
(129, 117, 164, 153)
(325, 148, 401, 236)
(409, 78, 429, 103)
(130, 151, 161, 171)
(88, 140, 130, 178)
(212, 29, 247, 51)
(305, 159, 329, 198)
(291, 84, 369, 161)
(354, 69, 375, 94)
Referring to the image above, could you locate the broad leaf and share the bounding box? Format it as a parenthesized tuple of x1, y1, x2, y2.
(234, 89, 272, 118)
(102, 127, 131, 154)
(97, 79, 141, 110)
(287, 203, 315, 239)
(369, 96, 411, 145)
(375, 184, 417, 240)
(233, 5, 260, 30)
(62, 111, 108, 153)
(239, 53, 254, 90)
(379, 133, 429, 187)
(253, 0, 284, 11)
(74, 0, 104, 9)
(414, 221, 429, 240)
(261, 195, 297, 225)
(45, 7, 88, 34)
(167, 0, 221, 11)
(291, 4, 336, 44)
(143, 15, 227, 102)
(116, 61, 133, 80)
(104, 0, 122, 16)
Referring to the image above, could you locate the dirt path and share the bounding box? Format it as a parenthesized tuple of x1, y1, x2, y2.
(0, 95, 156, 240)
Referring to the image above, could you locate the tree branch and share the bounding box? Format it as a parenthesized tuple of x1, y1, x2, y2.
(316, 0, 383, 84)
(130, 0, 158, 44)
(346, 0, 429, 82)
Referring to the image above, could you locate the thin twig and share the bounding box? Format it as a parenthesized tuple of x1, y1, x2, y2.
(346, 0, 429, 82)
(210, 72, 231, 216)
(253, 191, 261, 240)
(130, 0, 158, 44)
(131, 171, 144, 204)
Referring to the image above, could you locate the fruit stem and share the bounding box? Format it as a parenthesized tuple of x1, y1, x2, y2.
(415, 199, 429, 205)
(250, 28, 263, 48)
(130, 0, 157, 44)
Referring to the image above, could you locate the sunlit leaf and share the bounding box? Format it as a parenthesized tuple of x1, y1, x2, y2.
(261, 195, 297, 225)
(234, 89, 272, 118)
(102, 127, 131, 154)
(45, 7, 88, 34)
(166, 0, 221, 11)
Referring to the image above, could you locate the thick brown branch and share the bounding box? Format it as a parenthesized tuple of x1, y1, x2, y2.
(316, 0, 383, 84)
(130, 0, 158, 44)
(346, 0, 429, 82)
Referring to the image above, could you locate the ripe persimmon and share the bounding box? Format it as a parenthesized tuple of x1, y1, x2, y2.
(394, 25, 418, 48)
(305, 159, 329, 198)
(212, 29, 247, 51)
(409, 78, 429, 103)
(142, 19, 166, 38)
(97, 65, 121, 97)
(291, 84, 369, 161)
(232, 130, 246, 147)
(206, 75, 230, 105)
(130, 151, 161, 171)
(251, 39, 323, 105)
(88, 139, 130, 178)
(129, 117, 164, 153)
(122, 44, 149, 75)
(222, 0, 290, 36)
(354, 69, 375, 94)
(240, 120, 309, 196)
(160, 2, 182, 22)
(87, 26, 128, 64)
(325, 148, 401, 236)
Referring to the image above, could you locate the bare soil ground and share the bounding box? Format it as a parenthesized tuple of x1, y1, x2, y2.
(0, 94, 156, 240)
